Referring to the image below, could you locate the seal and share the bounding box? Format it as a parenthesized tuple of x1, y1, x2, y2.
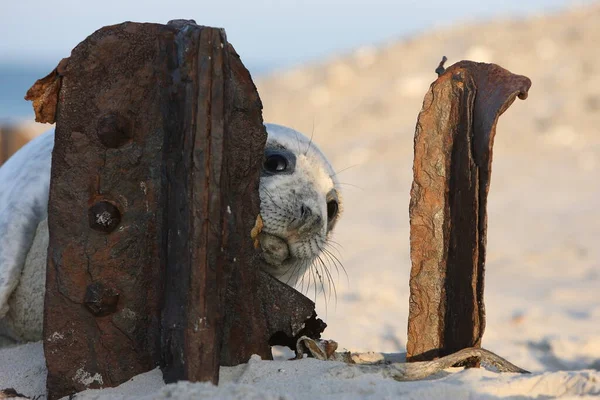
(0, 123, 342, 344)
(258, 123, 343, 285)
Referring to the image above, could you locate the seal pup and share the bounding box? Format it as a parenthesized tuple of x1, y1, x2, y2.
(258, 123, 343, 286)
(0, 123, 342, 343)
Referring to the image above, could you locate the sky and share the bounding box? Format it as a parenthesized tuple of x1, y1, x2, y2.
(0, 0, 591, 71)
(0, 0, 591, 120)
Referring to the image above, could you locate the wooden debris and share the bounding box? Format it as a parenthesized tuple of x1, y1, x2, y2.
(295, 337, 529, 380)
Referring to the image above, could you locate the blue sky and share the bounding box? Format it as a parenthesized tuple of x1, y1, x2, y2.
(0, 0, 590, 71)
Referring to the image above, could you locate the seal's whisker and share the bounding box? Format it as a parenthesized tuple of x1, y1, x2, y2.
(319, 244, 340, 275)
(295, 259, 311, 287)
(298, 262, 308, 294)
(300, 258, 312, 293)
(262, 188, 287, 214)
(325, 238, 344, 252)
(281, 255, 305, 287)
(317, 243, 338, 278)
(322, 245, 349, 285)
(317, 253, 338, 307)
(292, 129, 303, 155)
(309, 260, 317, 302)
(324, 242, 344, 264)
(305, 123, 315, 156)
(312, 261, 328, 313)
(323, 251, 343, 290)
(331, 164, 359, 177)
(336, 182, 365, 191)
(271, 186, 298, 217)
(315, 255, 332, 302)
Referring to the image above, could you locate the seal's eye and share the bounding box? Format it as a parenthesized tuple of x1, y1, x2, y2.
(327, 200, 339, 221)
(264, 154, 288, 173)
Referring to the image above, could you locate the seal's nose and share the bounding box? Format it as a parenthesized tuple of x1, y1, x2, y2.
(294, 204, 323, 236)
(300, 204, 312, 219)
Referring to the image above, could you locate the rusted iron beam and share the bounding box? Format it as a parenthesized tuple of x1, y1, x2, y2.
(31, 20, 325, 400)
(406, 60, 531, 362)
(41, 23, 173, 399)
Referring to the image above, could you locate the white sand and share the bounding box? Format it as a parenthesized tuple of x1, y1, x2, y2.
(2, 3, 600, 400)
(0, 342, 46, 397)
(1, 343, 600, 399)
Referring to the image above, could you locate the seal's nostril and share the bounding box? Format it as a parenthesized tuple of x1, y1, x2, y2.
(300, 204, 312, 219)
(295, 204, 324, 236)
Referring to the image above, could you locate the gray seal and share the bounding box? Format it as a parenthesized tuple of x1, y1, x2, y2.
(258, 123, 343, 285)
(0, 123, 342, 344)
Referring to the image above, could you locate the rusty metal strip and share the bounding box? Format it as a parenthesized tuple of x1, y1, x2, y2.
(407, 60, 531, 362)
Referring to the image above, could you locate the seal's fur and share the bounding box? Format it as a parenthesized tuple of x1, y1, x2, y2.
(0, 132, 53, 318)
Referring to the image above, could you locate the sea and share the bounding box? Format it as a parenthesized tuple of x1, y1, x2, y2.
(0, 62, 269, 123)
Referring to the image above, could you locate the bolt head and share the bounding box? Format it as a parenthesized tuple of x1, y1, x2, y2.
(89, 201, 121, 232)
(97, 113, 132, 148)
(84, 282, 119, 316)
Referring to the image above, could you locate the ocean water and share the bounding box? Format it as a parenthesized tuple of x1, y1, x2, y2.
(0, 64, 53, 122)
(0, 62, 269, 122)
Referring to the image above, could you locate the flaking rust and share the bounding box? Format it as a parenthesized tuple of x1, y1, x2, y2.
(24, 58, 68, 124)
(251, 214, 264, 249)
(406, 59, 531, 363)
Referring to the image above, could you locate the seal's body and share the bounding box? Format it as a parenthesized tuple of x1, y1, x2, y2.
(0, 123, 341, 344)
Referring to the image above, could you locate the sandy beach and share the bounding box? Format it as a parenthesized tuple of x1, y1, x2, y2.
(1, 3, 599, 399)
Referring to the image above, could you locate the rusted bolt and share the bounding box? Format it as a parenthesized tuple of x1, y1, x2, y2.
(89, 201, 121, 232)
(97, 113, 132, 148)
(84, 282, 120, 316)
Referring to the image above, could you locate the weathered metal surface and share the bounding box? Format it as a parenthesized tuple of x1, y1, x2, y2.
(221, 268, 326, 365)
(160, 22, 325, 378)
(43, 22, 175, 399)
(406, 61, 531, 362)
(31, 20, 325, 400)
(158, 23, 228, 386)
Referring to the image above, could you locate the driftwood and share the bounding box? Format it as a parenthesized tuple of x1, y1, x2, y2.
(297, 337, 529, 380)
(406, 59, 531, 362)
(30, 20, 324, 400)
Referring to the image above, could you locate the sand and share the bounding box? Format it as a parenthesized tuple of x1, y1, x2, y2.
(2, 343, 600, 399)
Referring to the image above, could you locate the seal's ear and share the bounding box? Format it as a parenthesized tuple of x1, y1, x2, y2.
(24, 57, 69, 124)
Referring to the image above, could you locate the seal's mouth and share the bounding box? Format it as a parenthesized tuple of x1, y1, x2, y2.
(258, 232, 291, 266)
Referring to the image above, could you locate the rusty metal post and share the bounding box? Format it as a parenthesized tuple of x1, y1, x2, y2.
(406, 61, 531, 362)
(28, 21, 325, 400)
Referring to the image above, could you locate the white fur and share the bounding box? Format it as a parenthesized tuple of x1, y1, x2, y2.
(0, 130, 53, 319)
(1, 218, 47, 342)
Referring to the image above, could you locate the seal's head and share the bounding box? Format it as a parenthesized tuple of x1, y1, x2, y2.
(258, 123, 342, 286)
